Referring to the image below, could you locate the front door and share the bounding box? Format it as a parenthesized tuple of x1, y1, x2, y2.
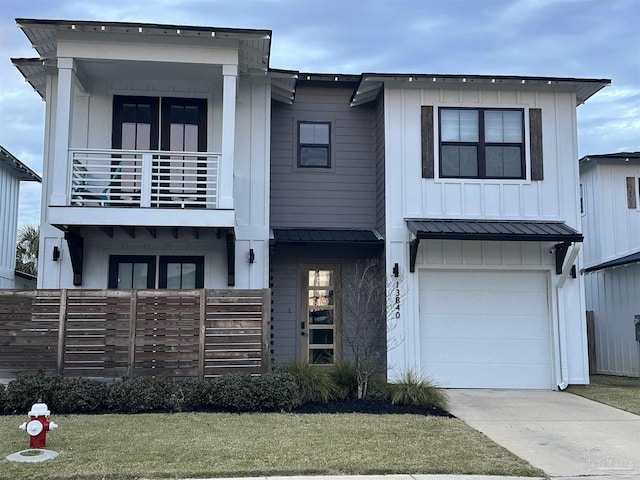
(302, 264, 340, 365)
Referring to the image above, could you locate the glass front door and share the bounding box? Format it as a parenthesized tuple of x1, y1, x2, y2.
(302, 265, 340, 364)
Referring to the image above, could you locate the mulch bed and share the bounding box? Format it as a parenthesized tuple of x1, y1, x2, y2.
(292, 398, 454, 417)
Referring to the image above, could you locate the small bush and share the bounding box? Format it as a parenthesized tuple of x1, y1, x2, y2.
(277, 362, 334, 403)
(389, 370, 449, 410)
(5, 371, 56, 414)
(0, 383, 6, 414)
(329, 361, 358, 400)
(49, 377, 108, 414)
(107, 376, 181, 413)
(210, 372, 300, 412)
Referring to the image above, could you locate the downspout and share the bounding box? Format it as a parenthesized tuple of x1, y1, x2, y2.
(555, 242, 581, 390)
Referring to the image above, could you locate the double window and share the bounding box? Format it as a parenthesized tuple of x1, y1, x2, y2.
(298, 122, 331, 168)
(439, 108, 525, 179)
(108, 255, 204, 289)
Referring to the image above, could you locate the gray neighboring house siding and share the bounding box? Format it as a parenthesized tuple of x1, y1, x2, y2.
(270, 83, 377, 229)
(269, 79, 385, 368)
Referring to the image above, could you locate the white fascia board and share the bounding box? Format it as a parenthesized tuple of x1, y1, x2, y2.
(47, 207, 235, 228)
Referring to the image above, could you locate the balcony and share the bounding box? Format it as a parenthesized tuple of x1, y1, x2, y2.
(46, 148, 234, 229)
(70, 148, 220, 209)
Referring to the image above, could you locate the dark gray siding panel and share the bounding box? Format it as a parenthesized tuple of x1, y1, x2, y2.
(270, 245, 386, 372)
(374, 96, 385, 234)
(271, 85, 377, 229)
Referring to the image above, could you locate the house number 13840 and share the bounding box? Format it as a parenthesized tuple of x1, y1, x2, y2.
(394, 281, 401, 319)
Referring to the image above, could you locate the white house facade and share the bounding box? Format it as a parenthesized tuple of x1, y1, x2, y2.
(580, 152, 640, 377)
(13, 19, 280, 292)
(0, 146, 41, 288)
(13, 18, 612, 389)
(350, 75, 609, 389)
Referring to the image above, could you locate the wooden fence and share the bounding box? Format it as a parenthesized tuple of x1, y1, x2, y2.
(0, 289, 270, 379)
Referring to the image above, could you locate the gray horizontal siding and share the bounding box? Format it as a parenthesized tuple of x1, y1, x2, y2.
(375, 96, 386, 234)
(270, 245, 386, 369)
(271, 85, 377, 229)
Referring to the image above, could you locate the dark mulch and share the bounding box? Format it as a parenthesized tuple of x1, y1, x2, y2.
(292, 398, 454, 417)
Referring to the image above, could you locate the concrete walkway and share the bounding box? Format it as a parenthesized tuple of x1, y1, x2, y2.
(447, 389, 640, 478)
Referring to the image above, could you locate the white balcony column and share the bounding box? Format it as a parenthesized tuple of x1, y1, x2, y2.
(51, 57, 75, 206)
(219, 64, 238, 210)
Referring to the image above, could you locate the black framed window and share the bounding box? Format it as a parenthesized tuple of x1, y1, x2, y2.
(108, 255, 156, 289)
(298, 122, 331, 168)
(158, 256, 204, 289)
(439, 108, 525, 179)
(108, 255, 204, 289)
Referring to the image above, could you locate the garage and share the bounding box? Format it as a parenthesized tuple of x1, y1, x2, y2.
(419, 270, 552, 389)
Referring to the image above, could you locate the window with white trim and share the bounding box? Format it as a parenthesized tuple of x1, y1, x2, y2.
(439, 108, 525, 179)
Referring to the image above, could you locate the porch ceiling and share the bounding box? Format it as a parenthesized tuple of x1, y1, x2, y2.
(14, 18, 272, 96)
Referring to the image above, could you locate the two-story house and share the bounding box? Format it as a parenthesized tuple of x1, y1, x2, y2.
(13, 18, 610, 389)
(580, 152, 640, 377)
(0, 146, 41, 288)
(12, 18, 282, 292)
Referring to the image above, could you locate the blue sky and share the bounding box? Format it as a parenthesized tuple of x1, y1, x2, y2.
(1, 0, 639, 227)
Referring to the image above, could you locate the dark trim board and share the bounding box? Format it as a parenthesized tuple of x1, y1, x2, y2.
(583, 251, 640, 273)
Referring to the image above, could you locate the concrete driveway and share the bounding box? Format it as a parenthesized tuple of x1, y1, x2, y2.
(447, 389, 640, 478)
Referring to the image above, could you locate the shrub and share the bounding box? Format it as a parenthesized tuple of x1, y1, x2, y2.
(277, 362, 334, 404)
(0, 383, 6, 414)
(389, 370, 449, 410)
(329, 361, 358, 400)
(49, 377, 108, 414)
(5, 371, 56, 414)
(210, 372, 300, 412)
(107, 376, 182, 413)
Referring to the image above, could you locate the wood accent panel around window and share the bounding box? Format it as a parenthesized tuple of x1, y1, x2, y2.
(421, 106, 434, 178)
(627, 176, 637, 209)
(529, 108, 544, 181)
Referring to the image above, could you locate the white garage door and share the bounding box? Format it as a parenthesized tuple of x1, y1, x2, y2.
(419, 270, 552, 389)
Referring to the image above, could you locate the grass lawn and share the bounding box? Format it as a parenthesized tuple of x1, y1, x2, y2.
(566, 374, 640, 415)
(0, 412, 544, 480)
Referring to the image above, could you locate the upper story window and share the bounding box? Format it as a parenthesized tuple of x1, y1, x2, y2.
(439, 108, 525, 179)
(112, 96, 207, 152)
(298, 122, 331, 168)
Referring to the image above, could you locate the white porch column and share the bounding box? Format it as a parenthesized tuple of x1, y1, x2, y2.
(219, 64, 237, 210)
(50, 57, 75, 206)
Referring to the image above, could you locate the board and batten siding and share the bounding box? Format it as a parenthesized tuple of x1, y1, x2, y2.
(581, 161, 640, 268)
(0, 164, 21, 288)
(385, 88, 581, 225)
(585, 266, 640, 377)
(270, 85, 377, 229)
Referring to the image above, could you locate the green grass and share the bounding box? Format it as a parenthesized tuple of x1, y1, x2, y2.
(566, 374, 640, 415)
(0, 412, 543, 479)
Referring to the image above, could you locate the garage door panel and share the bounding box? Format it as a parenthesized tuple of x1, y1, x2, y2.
(426, 363, 551, 389)
(422, 290, 547, 315)
(422, 313, 550, 339)
(420, 271, 546, 293)
(422, 338, 550, 364)
(419, 270, 552, 389)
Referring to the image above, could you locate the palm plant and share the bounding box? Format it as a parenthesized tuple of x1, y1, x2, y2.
(15, 223, 39, 276)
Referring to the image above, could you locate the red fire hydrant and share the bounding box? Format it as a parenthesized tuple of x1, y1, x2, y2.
(19, 403, 58, 449)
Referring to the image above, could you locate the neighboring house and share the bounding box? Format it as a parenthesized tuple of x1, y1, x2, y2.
(12, 18, 610, 389)
(580, 152, 640, 377)
(0, 146, 41, 288)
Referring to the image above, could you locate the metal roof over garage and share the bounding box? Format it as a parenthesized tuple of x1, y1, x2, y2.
(407, 219, 583, 242)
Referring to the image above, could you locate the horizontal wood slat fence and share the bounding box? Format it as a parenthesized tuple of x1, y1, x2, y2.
(0, 289, 270, 380)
